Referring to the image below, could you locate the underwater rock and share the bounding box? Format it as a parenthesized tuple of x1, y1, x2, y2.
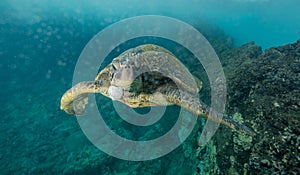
(218, 39, 300, 174)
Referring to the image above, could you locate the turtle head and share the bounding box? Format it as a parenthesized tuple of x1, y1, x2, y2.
(110, 59, 134, 87)
(110, 56, 140, 87)
(95, 65, 125, 101)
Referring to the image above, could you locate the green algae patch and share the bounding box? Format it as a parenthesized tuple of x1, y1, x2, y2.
(232, 113, 253, 153)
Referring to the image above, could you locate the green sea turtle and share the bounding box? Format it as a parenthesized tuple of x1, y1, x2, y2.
(60, 44, 254, 135)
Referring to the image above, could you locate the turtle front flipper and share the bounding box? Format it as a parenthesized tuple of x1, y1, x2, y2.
(60, 81, 101, 115)
(156, 84, 255, 135)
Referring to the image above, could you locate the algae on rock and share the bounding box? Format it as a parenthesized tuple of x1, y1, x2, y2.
(194, 140, 220, 175)
(232, 113, 253, 153)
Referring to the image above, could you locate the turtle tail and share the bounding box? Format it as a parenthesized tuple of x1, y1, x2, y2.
(60, 81, 100, 115)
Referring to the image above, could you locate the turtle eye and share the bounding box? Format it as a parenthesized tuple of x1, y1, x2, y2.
(112, 61, 119, 70)
(112, 64, 116, 70)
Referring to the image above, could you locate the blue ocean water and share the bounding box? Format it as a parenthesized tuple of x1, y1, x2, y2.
(0, 0, 299, 174)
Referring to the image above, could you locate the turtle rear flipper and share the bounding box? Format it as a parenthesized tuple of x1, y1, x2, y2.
(60, 81, 100, 115)
(218, 115, 255, 135)
(157, 84, 255, 135)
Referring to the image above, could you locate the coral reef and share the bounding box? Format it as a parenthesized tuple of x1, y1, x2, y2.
(217, 39, 300, 174)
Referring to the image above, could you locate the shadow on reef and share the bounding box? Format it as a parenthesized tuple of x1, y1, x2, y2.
(215, 40, 300, 174)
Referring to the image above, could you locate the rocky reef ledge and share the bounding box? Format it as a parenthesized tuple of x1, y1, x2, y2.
(215, 39, 300, 174)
